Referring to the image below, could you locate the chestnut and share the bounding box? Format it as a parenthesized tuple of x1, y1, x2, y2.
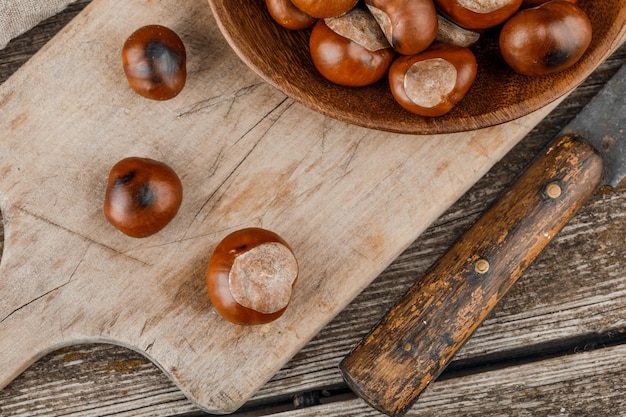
(499, 1, 592, 76)
(104, 157, 183, 238)
(206, 228, 299, 325)
(365, 0, 438, 56)
(388, 43, 477, 117)
(309, 8, 395, 87)
(521, 0, 576, 7)
(289, 0, 358, 18)
(265, 0, 317, 30)
(435, 0, 523, 29)
(122, 25, 186, 100)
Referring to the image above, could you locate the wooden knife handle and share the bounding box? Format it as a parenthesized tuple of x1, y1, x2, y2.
(339, 135, 604, 417)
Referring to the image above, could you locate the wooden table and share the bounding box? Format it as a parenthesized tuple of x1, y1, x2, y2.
(0, 2, 624, 416)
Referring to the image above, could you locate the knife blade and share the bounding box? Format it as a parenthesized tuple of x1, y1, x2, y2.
(339, 62, 626, 417)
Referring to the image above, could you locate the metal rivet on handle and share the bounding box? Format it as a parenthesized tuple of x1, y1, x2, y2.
(474, 259, 490, 274)
(545, 182, 562, 199)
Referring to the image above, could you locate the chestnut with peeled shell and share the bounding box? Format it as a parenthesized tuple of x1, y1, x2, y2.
(122, 24, 187, 100)
(499, 0, 592, 76)
(265, 0, 317, 30)
(435, 0, 523, 29)
(388, 43, 477, 117)
(309, 7, 395, 87)
(207, 228, 299, 325)
(104, 157, 183, 238)
(365, 0, 438, 56)
(289, 0, 358, 18)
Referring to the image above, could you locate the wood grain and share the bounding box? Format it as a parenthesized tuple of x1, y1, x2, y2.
(269, 344, 626, 416)
(0, 2, 625, 417)
(0, 0, 584, 414)
(340, 136, 606, 416)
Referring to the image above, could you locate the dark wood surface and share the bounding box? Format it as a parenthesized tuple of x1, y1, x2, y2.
(0, 2, 624, 416)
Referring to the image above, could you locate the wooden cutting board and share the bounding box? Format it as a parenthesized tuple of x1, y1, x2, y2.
(0, 0, 612, 413)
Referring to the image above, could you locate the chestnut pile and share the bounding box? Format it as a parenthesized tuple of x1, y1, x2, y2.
(265, 0, 592, 117)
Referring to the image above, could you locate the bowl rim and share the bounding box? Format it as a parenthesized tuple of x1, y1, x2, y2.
(208, 0, 626, 135)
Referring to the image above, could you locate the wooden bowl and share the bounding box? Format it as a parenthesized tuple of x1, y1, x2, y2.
(208, 0, 626, 134)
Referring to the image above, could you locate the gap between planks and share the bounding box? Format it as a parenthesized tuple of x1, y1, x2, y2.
(1, 331, 625, 417)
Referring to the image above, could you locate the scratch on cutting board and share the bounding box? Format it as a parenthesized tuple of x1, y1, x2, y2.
(0, 264, 78, 325)
(145, 339, 156, 353)
(0, 251, 87, 325)
(15, 207, 151, 267)
(187, 98, 291, 227)
(206, 147, 226, 179)
(176, 83, 263, 119)
(0, 284, 65, 324)
(338, 135, 364, 175)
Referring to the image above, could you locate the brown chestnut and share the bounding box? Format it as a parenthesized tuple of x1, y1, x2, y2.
(365, 0, 438, 56)
(104, 157, 183, 238)
(265, 0, 317, 30)
(435, 0, 523, 29)
(122, 25, 187, 100)
(309, 8, 395, 87)
(499, 1, 592, 76)
(289, 0, 358, 18)
(206, 228, 299, 325)
(521, 0, 575, 7)
(388, 43, 477, 117)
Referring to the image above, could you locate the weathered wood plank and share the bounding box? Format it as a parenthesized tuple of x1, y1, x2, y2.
(269, 344, 626, 416)
(0, 344, 197, 417)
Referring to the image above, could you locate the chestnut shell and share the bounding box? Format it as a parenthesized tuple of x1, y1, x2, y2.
(389, 43, 477, 117)
(499, 1, 592, 76)
(365, 0, 438, 56)
(289, 0, 358, 18)
(435, 0, 523, 29)
(265, 0, 316, 30)
(309, 19, 395, 87)
(521, 0, 576, 7)
(206, 228, 299, 325)
(104, 157, 183, 238)
(122, 24, 187, 100)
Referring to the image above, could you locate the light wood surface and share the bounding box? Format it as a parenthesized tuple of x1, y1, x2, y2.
(0, 1, 624, 416)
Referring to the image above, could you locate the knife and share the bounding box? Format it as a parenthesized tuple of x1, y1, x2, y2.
(339, 62, 626, 417)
